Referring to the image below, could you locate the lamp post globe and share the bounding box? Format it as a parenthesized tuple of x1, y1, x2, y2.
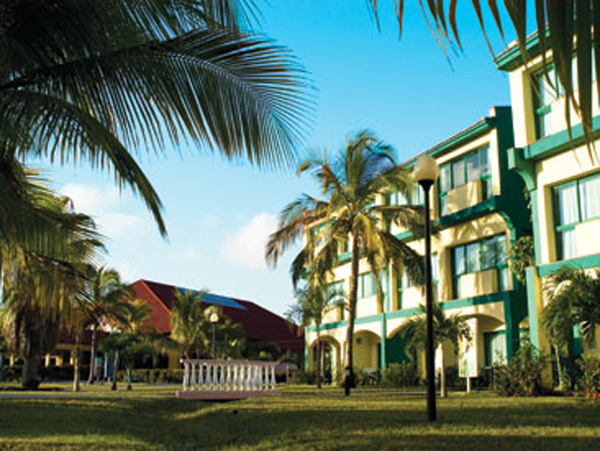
(413, 154, 439, 422)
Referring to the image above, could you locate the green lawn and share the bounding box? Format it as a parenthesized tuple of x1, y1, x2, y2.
(0, 383, 599, 449)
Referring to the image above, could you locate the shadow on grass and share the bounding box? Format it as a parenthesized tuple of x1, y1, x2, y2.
(0, 392, 599, 449)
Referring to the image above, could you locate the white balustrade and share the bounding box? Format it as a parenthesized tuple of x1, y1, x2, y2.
(179, 359, 278, 399)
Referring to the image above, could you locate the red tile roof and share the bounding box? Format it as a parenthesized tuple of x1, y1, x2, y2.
(129, 279, 304, 353)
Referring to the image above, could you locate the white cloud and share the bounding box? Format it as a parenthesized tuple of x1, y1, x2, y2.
(221, 213, 278, 270)
(61, 183, 120, 214)
(100, 212, 151, 239)
(60, 183, 150, 240)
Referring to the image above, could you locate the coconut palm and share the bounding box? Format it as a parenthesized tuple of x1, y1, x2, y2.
(266, 130, 425, 396)
(0, 184, 102, 388)
(398, 303, 471, 398)
(542, 266, 600, 386)
(79, 266, 132, 384)
(286, 257, 339, 389)
(170, 290, 211, 359)
(0, 0, 311, 238)
(368, 1, 599, 140)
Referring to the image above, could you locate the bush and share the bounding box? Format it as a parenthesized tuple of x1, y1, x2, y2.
(577, 353, 600, 397)
(356, 368, 380, 386)
(493, 341, 548, 396)
(381, 363, 419, 387)
(288, 369, 317, 385)
(116, 369, 184, 384)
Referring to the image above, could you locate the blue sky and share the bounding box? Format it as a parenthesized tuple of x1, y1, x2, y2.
(42, 1, 526, 316)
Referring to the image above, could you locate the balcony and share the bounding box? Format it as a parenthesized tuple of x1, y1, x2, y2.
(459, 268, 498, 299)
(444, 179, 482, 215)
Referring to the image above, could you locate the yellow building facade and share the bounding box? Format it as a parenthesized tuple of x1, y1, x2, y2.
(497, 33, 600, 362)
(305, 106, 532, 381)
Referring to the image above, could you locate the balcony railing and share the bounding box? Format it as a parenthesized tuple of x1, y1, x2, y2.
(177, 359, 278, 400)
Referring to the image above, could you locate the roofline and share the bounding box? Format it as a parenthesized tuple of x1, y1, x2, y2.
(400, 106, 509, 168)
(494, 29, 547, 72)
(134, 280, 173, 318)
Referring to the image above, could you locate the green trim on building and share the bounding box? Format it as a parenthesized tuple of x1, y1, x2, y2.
(437, 197, 497, 228)
(525, 267, 541, 350)
(538, 253, 600, 277)
(521, 115, 600, 162)
(494, 31, 544, 72)
(440, 291, 510, 310)
(507, 147, 536, 190)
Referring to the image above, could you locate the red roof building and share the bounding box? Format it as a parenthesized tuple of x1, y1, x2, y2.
(129, 279, 304, 357)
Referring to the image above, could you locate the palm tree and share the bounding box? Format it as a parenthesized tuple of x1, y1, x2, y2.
(266, 130, 425, 396)
(0, 185, 102, 388)
(367, 1, 599, 141)
(398, 303, 471, 398)
(286, 258, 339, 389)
(99, 299, 151, 391)
(81, 266, 132, 384)
(0, 0, 311, 238)
(542, 266, 600, 386)
(170, 290, 211, 359)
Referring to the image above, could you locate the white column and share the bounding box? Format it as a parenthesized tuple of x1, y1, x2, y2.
(198, 362, 204, 391)
(212, 363, 218, 391)
(190, 363, 196, 390)
(233, 364, 239, 391)
(244, 364, 250, 391)
(219, 364, 225, 391)
(226, 365, 232, 391)
(270, 364, 276, 390)
(183, 362, 189, 391)
(206, 363, 213, 391)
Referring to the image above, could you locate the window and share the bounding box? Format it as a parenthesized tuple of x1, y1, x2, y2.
(438, 146, 491, 216)
(532, 66, 563, 139)
(397, 254, 438, 308)
(388, 186, 422, 206)
(553, 173, 600, 260)
(358, 273, 376, 299)
(451, 235, 509, 299)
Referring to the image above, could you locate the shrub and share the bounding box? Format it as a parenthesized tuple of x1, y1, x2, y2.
(288, 369, 317, 385)
(381, 363, 419, 387)
(492, 341, 548, 396)
(577, 353, 600, 397)
(116, 369, 184, 384)
(356, 368, 380, 386)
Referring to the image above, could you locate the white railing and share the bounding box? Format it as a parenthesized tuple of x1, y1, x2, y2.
(179, 359, 277, 399)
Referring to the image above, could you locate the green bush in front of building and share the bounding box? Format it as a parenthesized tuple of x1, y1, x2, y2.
(381, 363, 419, 387)
(577, 353, 600, 398)
(492, 342, 548, 396)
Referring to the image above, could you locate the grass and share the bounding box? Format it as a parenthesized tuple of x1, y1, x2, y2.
(0, 383, 599, 449)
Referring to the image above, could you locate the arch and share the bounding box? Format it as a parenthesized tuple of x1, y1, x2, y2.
(353, 330, 381, 370)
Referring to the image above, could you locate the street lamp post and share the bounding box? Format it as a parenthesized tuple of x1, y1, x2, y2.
(413, 155, 439, 422)
(210, 312, 219, 358)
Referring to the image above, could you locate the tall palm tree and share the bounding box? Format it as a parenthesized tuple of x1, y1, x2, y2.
(367, 1, 599, 140)
(80, 266, 132, 384)
(170, 290, 211, 359)
(0, 184, 102, 388)
(266, 130, 425, 396)
(0, 0, 311, 238)
(542, 266, 600, 386)
(398, 303, 471, 398)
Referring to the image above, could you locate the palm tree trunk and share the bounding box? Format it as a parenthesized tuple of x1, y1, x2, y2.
(554, 345, 564, 389)
(22, 354, 41, 389)
(87, 324, 97, 384)
(126, 367, 132, 390)
(316, 328, 322, 389)
(344, 238, 360, 396)
(73, 335, 81, 392)
(111, 352, 119, 391)
(439, 344, 446, 398)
